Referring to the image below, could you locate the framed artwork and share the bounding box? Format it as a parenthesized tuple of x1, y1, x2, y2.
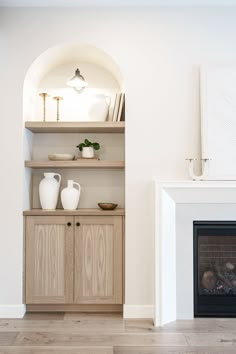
(201, 65, 236, 180)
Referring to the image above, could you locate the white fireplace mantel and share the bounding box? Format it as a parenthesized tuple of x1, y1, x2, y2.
(154, 180, 236, 327)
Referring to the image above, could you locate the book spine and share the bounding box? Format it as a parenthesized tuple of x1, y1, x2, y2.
(112, 93, 121, 122)
(108, 93, 116, 122)
(117, 93, 125, 122)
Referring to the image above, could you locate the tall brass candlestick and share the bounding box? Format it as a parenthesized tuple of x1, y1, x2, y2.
(39, 92, 49, 122)
(53, 96, 63, 122)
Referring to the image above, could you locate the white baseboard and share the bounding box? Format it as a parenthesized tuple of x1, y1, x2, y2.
(123, 305, 154, 319)
(0, 305, 26, 318)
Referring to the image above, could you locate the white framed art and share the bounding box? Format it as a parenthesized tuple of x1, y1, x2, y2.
(201, 64, 236, 180)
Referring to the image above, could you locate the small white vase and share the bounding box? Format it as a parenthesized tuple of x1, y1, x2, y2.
(82, 146, 94, 158)
(39, 172, 61, 210)
(61, 180, 81, 210)
(88, 94, 110, 122)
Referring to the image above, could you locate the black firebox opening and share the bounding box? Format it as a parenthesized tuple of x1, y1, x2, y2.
(194, 221, 236, 317)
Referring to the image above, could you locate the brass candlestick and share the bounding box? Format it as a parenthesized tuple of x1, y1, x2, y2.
(39, 92, 50, 122)
(53, 96, 63, 122)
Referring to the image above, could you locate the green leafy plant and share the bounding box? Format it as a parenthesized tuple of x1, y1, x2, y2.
(76, 139, 100, 151)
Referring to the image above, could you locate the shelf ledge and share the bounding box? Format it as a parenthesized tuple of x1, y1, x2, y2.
(25, 121, 125, 133)
(24, 208, 125, 216)
(25, 160, 125, 169)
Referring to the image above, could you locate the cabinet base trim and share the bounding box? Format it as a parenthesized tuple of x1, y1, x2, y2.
(26, 304, 123, 313)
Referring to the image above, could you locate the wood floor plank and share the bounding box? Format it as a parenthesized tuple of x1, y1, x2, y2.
(14, 332, 187, 347)
(124, 320, 156, 333)
(0, 319, 124, 333)
(0, 333, 18, 346)
(23, 313, 65, 320)
(0, 347, 113, 354)
(155, 319, 236, 333)
(114, 347, 236, 354)
(184, 332, 236, 346)
(64, 313, 123, 321)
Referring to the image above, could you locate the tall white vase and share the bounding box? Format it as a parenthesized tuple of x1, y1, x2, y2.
(61, 180, 81, 210)
(39, 172, 61, 210)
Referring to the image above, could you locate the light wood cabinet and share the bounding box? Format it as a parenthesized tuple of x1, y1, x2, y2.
(25, 213, 123, 306)
(25, 216, 74, 304)
(24, 120, 125, 311)
(74, 216, 123, 304)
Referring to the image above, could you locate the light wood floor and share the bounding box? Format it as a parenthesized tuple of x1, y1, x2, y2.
(1, 313, 236, 353)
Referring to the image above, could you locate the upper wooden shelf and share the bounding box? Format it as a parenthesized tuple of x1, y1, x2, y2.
(25, 121, 125, 133)
(25, 160, 125, 169)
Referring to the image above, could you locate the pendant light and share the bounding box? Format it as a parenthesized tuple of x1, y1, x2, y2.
(66, 68, 87, 92)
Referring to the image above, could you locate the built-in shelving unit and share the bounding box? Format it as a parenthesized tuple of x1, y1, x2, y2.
(23, 46, 126, 312)
(25, 160, 125, 169)
(25, 121, 125, 133)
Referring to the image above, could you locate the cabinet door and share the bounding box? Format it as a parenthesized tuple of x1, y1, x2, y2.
(25, 216, 73, 304)
(74, 216, 123, 304)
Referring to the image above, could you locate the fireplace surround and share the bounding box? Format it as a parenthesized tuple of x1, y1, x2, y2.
(154, 181, 236, 326)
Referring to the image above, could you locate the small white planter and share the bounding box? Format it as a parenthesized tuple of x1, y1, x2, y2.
(82, 147, 94, 158)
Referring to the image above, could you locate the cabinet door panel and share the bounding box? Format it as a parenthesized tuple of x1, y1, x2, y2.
(74, 216, 123, 304)
(26, 216, 73, 304)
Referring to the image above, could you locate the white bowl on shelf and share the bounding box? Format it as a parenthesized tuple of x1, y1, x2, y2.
(48, 154, 75, 161)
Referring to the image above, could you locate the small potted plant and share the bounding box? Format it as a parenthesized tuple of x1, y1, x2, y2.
(76, 139, 100, 158)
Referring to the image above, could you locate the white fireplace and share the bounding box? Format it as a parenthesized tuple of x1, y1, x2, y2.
(154, 180, 236, 327)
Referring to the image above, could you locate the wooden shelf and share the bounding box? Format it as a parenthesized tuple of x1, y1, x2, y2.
(24, 208, 125, 216)
(25, 121, 125, 133)
(25, 160, 125, 169)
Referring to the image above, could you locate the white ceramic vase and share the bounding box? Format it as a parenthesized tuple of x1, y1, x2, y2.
(88, 94, 110, 122)
(61, 180, 81, 210)
(82, 146, 94, 158)
(39, 172, 61, 210)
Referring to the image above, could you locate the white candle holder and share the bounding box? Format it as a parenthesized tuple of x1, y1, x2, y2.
(186, 158, 210, 181)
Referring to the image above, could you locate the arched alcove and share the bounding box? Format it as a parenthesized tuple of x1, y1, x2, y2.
(23, 42, 125, 212)
(23, 42, 124, 122)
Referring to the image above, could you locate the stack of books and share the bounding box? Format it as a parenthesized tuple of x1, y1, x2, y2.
(109, 93, 125, 122)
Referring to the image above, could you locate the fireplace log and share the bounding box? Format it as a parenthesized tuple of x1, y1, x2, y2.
(216, 271, 233, 288)
(215, 264, 233, 288)
(201, 270, 216, 290)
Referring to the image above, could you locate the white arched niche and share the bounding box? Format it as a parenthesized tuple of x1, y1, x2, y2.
(23, 42, 123, 122)
(23, 43, 124, 210)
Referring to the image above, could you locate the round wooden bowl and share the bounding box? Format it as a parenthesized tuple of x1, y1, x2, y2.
(98, 203, 118, 210)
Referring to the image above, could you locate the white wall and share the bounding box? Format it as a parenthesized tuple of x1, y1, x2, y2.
(1, 7, 236, 317)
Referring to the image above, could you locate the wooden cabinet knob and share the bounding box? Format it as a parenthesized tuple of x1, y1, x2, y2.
(76, 222, 80, 227)
(67, 222, 72, 227)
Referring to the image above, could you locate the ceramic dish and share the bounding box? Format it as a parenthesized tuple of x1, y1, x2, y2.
(48, 154, 75, 161)
(98, 203, 118, 210)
